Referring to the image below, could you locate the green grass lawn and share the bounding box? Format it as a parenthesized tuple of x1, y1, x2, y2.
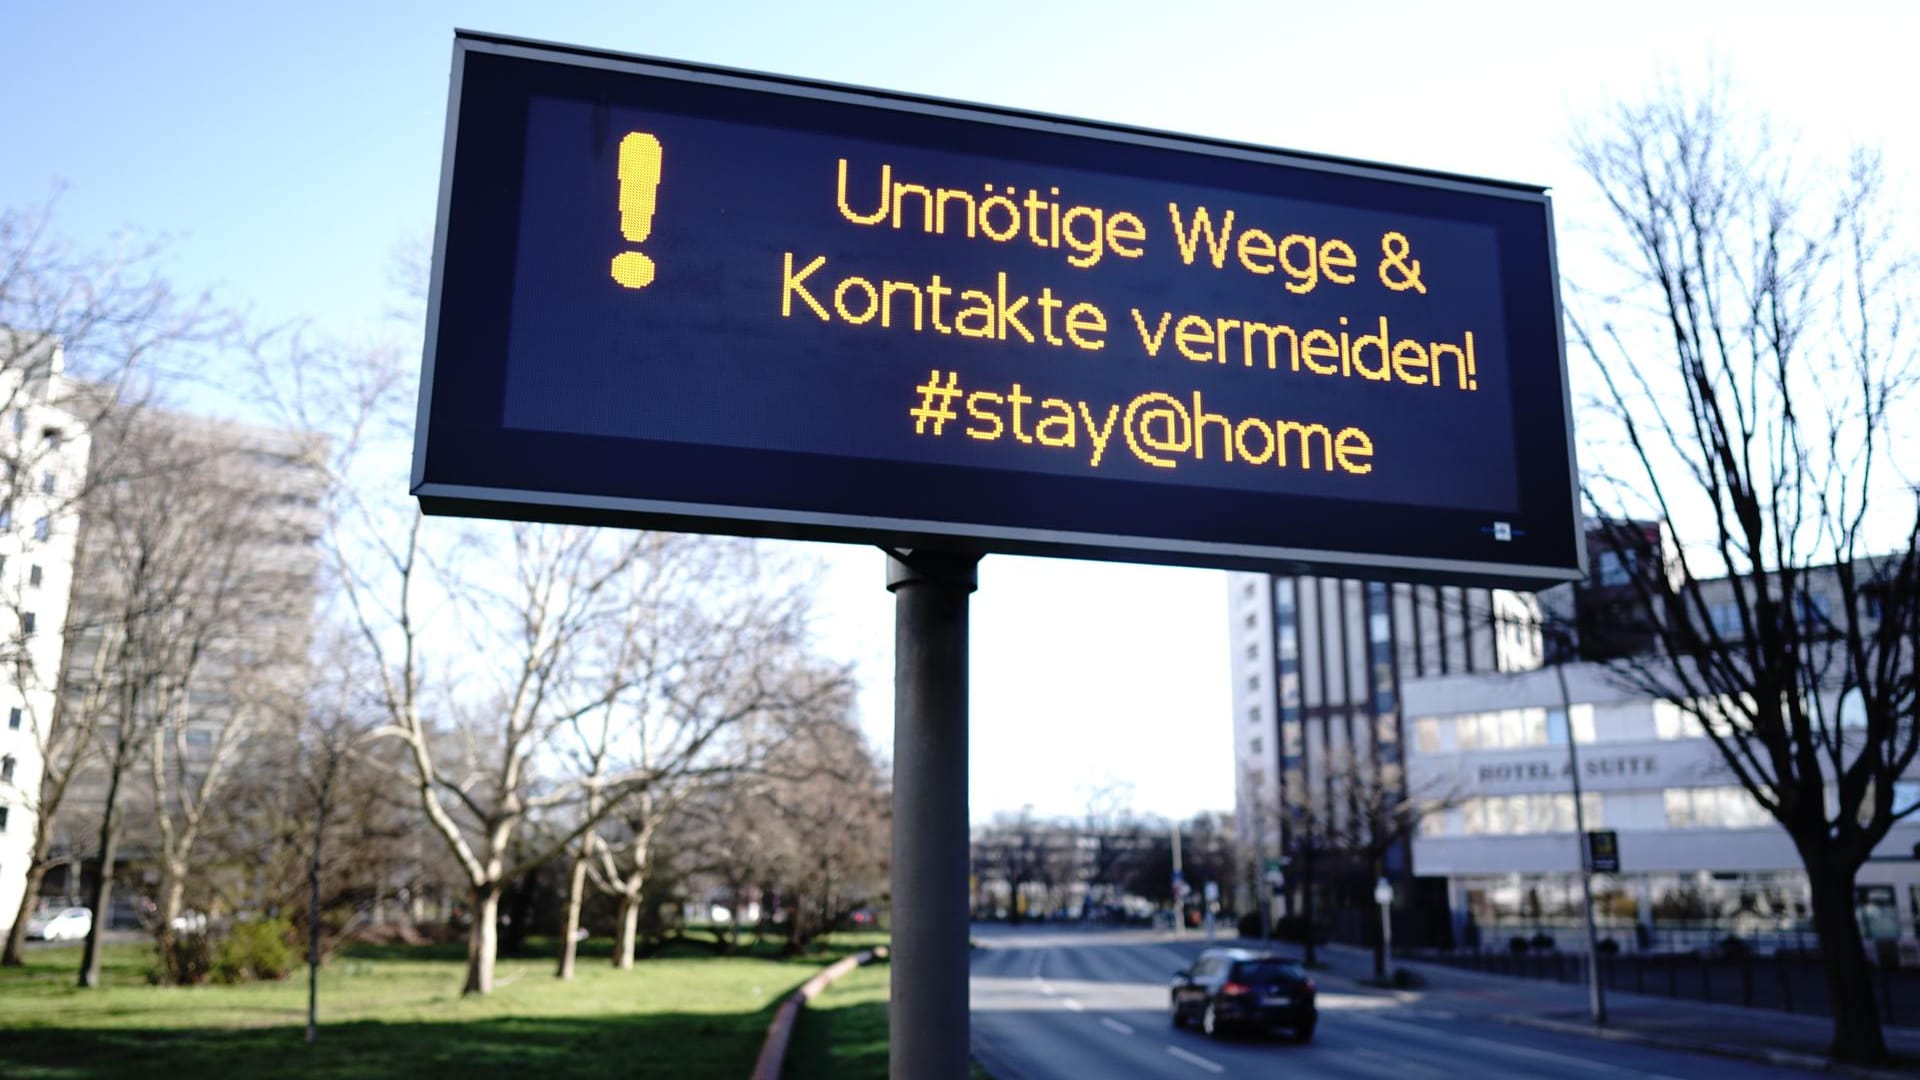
(785, 958, 890, 1079)
(0, 931, 887, 1079)
(783, 955, 994, 1080)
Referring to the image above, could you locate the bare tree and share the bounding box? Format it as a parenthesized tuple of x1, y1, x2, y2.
(749, 695, 889, 953)
(358, 521, 659, 995)
(0, 201, 213, 966)
(1573, 83, 1918, 1063)
(580, 554, 847, 969)
(66, 412, 311, 988)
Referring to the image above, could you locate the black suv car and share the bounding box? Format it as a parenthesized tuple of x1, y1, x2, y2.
(1170, 948, 1317, 1041)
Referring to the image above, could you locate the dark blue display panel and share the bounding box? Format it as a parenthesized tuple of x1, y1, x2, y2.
(414, 33, 1584, 586)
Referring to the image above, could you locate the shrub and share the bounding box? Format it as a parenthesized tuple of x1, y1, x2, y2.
(215, 918, 298, 983)
(1719, 934, 1753, 959)
(1236, 912, 1264, 939)
(150, 931, 217, 986)
(1530, 932, 1556, 951)
(1508, 936, 1530, 955)
(1597, 937, 1621, 955)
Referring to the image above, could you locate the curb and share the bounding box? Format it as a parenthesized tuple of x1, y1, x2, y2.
(749, 945, 888, 1080)
(1497, 1012, 1916, 1079)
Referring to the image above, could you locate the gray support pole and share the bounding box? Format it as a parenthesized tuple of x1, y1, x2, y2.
(1555, 661, 1608, 1025)
(888, 550, 979, 1080)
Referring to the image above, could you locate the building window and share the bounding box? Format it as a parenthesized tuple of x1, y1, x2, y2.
(0, 756, 12, 783)
(1250, 737, 1263, 757)
(0, 505, 11, 530)
(27, 564, 40, 588)
(1247, 705, 1261, 726)
(1654, 700, 1708, 740)
(1792, 592, 1830, 629)
(39, 471, 54, 495)
(6, 708, 19, 730)
(1247, 674, 1259, 692)
(20, 612, 34, 635)
(1246, 642, 1258, 660)
(32, 517, 48, 541)
(0, 805, 9, 833)
(9, 412, 22, 436)
(1708, 603, 1742, 638)
(1459, 793, 1602, 835)
(1895, 782, 1920, 817)
(42, 428, 61, 450)
(1244, 612, 1257, 630)
(1595, 549, 1637, 587)
(1243, 580, 1257, 600)
(1665, 786, 1771, 829)
(1412, 716, 1442, 753)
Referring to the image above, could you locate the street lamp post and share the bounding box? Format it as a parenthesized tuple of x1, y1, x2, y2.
(1554, 661, 1609, 1026)
(1374, 877, 1393, 980)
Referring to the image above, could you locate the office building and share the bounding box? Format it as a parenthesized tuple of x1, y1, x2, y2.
(1226, 570, 1540, 943)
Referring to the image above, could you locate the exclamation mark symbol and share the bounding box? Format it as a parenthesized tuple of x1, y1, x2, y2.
(611, 132, 663, 289)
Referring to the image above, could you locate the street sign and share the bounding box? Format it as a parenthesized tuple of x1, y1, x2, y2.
(412, 32, 1582, 586)
(1586, 829, 1620, 873)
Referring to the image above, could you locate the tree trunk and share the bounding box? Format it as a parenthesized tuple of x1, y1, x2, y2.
(79, 817, 121, 989)
(158, 866, 186, 935)
(1809, 863, 1888, 1063)
(613, 892, 639, 970)
(3, 861, 50, 966)
(462, 882, 500, 996)
(556, 856, 587, 980)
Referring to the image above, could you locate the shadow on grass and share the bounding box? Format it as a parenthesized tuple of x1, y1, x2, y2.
(785, 994, 888, 1080)
(0, 1009, 777, 1080)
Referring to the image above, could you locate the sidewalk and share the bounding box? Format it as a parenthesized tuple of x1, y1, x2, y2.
(1290, 938, 1920, 1077)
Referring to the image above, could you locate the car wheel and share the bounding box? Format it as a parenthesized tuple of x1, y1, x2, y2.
(1294, 1022, 1316, 1043)
(1169, 997, 1185, 1028)
(1202, 1002, 1222, 1039)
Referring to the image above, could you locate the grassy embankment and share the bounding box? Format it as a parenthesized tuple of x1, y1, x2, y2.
(0, 930, 886, 1079)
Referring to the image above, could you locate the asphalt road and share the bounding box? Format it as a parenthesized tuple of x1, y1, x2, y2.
(969, 925, 1815, 1079)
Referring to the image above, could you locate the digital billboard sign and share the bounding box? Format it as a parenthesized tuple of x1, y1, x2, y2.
(413, 32, 1584, 586)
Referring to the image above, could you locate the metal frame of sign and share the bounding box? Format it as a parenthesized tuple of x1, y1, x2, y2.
(412, 30, 1586, 587)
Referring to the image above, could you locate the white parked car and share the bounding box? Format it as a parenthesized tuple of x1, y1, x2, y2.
(28, 906, 92, 941)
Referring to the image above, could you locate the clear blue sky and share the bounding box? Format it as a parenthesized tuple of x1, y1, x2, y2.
(4, 1, 1915, 824)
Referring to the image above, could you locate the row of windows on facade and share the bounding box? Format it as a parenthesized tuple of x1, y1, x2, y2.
(1418, 788, 1756, 837)
(0, 506, 54, 539)
(6, 411, 65, 446)
(0, 465, 63, 497)
(1418, 782, 1920, 838)
(1409, 700, 1739, 754)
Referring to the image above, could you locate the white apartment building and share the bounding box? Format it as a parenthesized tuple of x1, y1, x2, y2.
(0, 332, 93, 936)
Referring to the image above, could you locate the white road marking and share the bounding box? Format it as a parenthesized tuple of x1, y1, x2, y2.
(1164, 1045, 1226, 1074)
(1039, 981, 1055, 996)
(1100, 1017, 1134, 1036)
(1061, 998, 1084, 1012)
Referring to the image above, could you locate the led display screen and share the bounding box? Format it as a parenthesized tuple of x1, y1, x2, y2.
(414, 33, 1583, 585)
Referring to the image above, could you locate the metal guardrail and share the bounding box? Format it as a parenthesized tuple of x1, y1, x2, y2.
(1415, 946, 1920, 1025)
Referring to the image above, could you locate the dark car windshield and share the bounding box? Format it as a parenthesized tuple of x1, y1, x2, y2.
(1232, 960, 1308, 982)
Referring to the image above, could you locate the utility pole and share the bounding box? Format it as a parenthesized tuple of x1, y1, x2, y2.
(1555, 661, 1608, 1026)
(1170, 822, 1184, 936)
